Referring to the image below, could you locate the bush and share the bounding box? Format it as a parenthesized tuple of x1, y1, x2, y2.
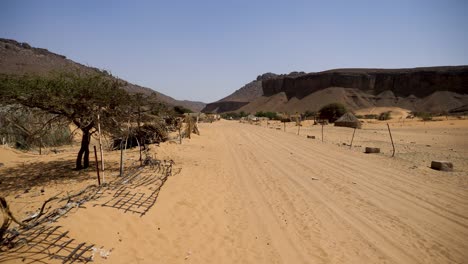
(0, 106, 72, 150)
(302, 110, 316, 119)
(412, 112, 433, 121)
(318, 103, 347, 122)
(378, 111, 392, 120)
(174, 105, 193, 115)
(255, 111, 278, 120)
(221, 112, 240, 119)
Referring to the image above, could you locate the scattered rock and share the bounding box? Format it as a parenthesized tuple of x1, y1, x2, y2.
(431, 161, 453, 171)
(365, 147, 380, 154)
(0, 162, 4, 167)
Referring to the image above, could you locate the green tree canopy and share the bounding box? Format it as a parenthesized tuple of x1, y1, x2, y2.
(318, 103, 347, 122)
(0, 71, 162, 169)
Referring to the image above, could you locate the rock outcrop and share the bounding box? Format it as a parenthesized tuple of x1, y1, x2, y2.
(263, 67, 468, 99)
(203, 66, 468, 114)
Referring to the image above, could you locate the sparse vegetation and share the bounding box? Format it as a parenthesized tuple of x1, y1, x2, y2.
(412, 112, 433, 121)
(302, 110, 317, 119)
(221, 111, 249, 120)
(318, 103, 347, 122)
(255, 111, 278, 120)
(378, 111, 392, 120)
(0, 72, 168, 170)
(174, 105, 193, 115)
(0, 105, 72, 150)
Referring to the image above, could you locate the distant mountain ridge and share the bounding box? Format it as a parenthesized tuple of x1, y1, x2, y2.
(0, 38, 206, 112)
(202, 66, 468, 114)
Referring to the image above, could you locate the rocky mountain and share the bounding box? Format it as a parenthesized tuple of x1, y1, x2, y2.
(0, 38, 206, 112)
(202, 72, 304, 113)
(202, 66, 468, 114)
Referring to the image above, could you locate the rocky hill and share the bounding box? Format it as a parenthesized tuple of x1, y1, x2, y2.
(202, 72, 303, 113)
(202, 66, 468, 114)
(0, 38, 206, 112)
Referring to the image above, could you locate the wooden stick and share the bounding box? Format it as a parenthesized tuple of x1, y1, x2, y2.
(350, 127, 356, 149)
(135, 136, 142, 166)
(297, 117, 301, 135)
(93, 146, 101, 186)
(178, 124, 182, 144)
(321, 124, 324, 142)
(387, 123, 395, 157)
(283, 122, 286, 132)
(119, 140, 124, 177)
(97, 113, 105, 183)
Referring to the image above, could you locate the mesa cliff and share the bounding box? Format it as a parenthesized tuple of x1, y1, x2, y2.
(202, 66, 468, 114)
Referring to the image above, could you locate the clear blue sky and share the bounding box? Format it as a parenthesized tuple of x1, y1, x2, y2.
(1, 0, 467, 102)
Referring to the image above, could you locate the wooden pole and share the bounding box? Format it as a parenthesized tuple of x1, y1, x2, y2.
(387, 123, 395, 157)
(93, 146, 101, 186)
(135, 136, 142, 167)
(350, 127, 356, 149)
(321, 124, 324, 142)
(97, 113, 105, 183)
(39, 138, 42, 155)
(178, 125, 182, 144)
(283, 122, 286, 132)
(297, 117, 301, 135)
(119, 140, 124, 177)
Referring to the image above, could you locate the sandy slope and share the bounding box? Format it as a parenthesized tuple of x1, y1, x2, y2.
(2, 120, 468, 263)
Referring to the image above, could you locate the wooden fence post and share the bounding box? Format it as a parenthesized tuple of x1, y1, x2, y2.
(350, 127, 356, 149)
(93, 146, 101, 186)
(97, 113, 105, 183)
(387, 123, 395, 157)
(321, 124, 324, 142)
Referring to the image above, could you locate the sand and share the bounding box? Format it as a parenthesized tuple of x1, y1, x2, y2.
(1, 119, 468, 263)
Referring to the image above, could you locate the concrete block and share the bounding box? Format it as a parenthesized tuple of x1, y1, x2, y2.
(431, 161, 453, 171)
(365, 147, 380, 154)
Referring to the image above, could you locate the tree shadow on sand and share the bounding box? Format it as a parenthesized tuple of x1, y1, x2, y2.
(0, 159, 95, 196)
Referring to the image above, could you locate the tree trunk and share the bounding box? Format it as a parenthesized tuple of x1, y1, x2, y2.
(76, 128, 91, 170)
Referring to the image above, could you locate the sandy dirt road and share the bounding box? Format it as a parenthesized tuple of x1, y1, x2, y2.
(2, 120, 467, 263)
(79, 120, 465, 264)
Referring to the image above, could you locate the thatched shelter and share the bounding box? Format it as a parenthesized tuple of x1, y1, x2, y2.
(334, 112, 362, 128)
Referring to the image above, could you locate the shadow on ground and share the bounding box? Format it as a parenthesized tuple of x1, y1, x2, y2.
(0, 159, 95, 196)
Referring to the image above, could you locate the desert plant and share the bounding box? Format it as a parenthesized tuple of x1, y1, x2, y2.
(255, 111, 278, 120)
(0, 71, 165, 170)
(302, 110, 316, 119)
(412, 112, 433, 121)
(318, 103, 347, 122)
(0, 105, 72, 150)
(378, 111, 392, 120)
(174, 105, 193, 115)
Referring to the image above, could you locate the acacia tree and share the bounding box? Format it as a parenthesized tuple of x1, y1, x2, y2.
(318, 103, 347, 122)
(0, 71, 131, 170)
(0, 105, 70, 150)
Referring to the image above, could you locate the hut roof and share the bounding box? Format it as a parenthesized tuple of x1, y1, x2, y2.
(336, 112, 359, 122)
(334, 112, 362, 128)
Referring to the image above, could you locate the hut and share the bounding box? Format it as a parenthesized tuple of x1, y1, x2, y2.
(334, 112, 362, 128)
